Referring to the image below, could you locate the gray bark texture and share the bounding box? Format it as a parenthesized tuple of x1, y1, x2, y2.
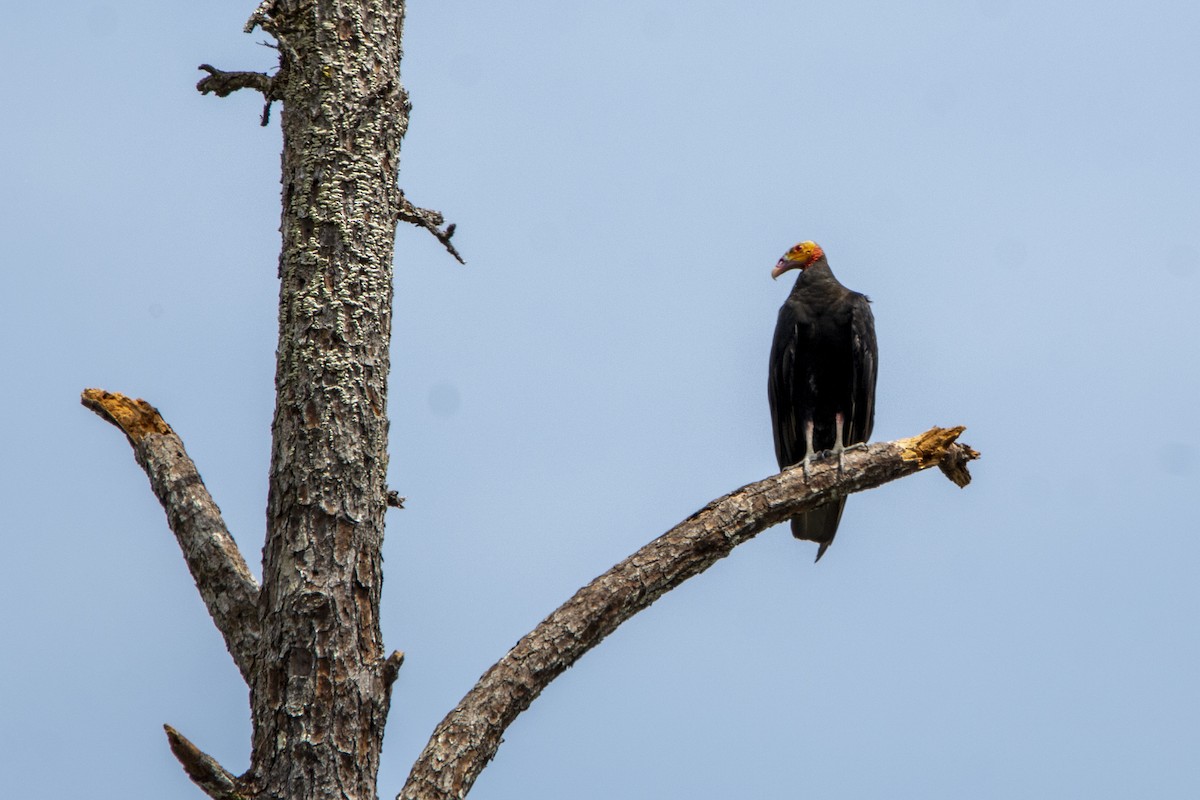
(99, 1, 411, 798)
(82, 3, 981, 799)
(248, 0, 405, 797)
(81, 390, 261, 683)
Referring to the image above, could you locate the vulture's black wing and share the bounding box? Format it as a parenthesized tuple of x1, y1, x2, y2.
(845, 293, 878, 446)
(767, 301, 803, 469)
(768, 265, 878, 562)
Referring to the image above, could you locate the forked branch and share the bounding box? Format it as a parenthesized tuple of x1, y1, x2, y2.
(399, 426, 979, 800)
(81, 389, 261, 683)
(197, 64, 279, 99)
(197, 64, 282, 126)
(398, 193, 465, 264)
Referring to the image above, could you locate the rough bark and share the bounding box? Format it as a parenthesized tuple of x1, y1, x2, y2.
(399, 427, 979, 800)
(90, 1, 412, 797)
(242, 1, 408, 798)
(86, 1, 418, 796)
(81, 389, 261, 683)
(165, 725, 242, 800)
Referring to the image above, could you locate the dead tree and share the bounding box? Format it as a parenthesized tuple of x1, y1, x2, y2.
(82, 3, 979, 799)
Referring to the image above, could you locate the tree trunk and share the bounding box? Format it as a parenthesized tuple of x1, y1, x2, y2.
(246, 1, 407, 798)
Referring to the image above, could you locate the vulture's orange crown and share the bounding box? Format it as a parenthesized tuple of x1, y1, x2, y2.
(771, 240, 825, 279)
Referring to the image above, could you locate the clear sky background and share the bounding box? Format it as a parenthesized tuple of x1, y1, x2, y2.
(2, 1, 1198, 798)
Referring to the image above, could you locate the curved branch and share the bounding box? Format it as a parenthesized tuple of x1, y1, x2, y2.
(81, 389, 261, 683)
(399, 426, 979, 800)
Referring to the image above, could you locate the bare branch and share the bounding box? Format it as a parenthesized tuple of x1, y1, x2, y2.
(398, 193, 465, 264)
(196, 64, 277, 99)
(81, 389, 260, 683)
(383, 650, 406, 687)
(196, 65, 282, 128)
(399, 426, 979, 800)
(164, 725, 242, 800)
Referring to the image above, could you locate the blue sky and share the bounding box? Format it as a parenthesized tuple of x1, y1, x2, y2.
(2, 1, 1198, 798)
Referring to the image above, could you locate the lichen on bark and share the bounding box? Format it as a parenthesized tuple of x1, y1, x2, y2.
(246, 1, 409, 798)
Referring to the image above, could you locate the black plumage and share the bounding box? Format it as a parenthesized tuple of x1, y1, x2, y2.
(768, 241, 878, 561)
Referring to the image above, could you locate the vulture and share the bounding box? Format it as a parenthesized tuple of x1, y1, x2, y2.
(768, 241, 878, 561)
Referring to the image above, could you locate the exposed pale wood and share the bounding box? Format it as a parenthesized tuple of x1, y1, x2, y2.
(399, 427, 979, 800)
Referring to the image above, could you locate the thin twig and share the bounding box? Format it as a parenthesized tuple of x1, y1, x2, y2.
(398, 193, 465, 264)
